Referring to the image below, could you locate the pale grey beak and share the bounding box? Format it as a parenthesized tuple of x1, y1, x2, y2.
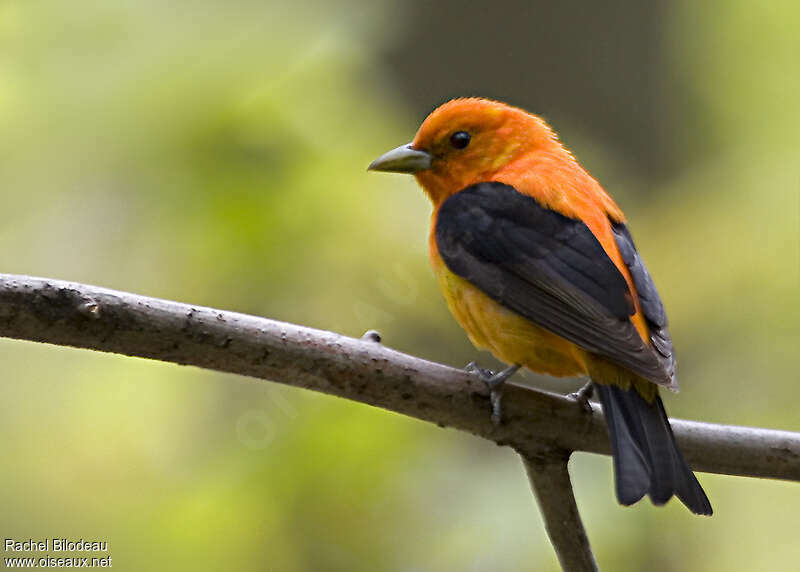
(367, 143, 432, 173)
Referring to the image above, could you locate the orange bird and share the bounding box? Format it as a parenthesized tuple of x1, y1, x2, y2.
(369, 98, 711, 515)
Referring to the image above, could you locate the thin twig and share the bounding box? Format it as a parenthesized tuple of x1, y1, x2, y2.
(0, 273, 797, 480)
(522, 452, 598, 572)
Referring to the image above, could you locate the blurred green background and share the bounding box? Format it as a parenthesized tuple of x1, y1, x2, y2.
(0, 1, 798, 570)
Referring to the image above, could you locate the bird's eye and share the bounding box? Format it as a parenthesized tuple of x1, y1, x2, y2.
(449, 131, 471, 150)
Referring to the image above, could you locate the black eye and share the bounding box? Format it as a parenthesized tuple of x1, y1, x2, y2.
(449, 131, 471, 149)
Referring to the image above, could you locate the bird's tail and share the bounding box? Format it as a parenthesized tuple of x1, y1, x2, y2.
(594, 383, 712, 515)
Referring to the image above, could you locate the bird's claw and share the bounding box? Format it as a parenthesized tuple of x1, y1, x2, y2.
(465, 361, 494, 379)
(569, 381, 595, 414)
(464, 362, 521, 425)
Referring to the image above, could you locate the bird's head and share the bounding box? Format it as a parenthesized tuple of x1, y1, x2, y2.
(369, 98, 562, 204)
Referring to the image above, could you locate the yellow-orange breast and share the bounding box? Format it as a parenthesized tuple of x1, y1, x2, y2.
(430, 249, 589, 378)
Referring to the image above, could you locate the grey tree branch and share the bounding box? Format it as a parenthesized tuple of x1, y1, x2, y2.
(0, 274, 797, 479)
(522, 452, 598, 572)
(0, 274, 799, 571)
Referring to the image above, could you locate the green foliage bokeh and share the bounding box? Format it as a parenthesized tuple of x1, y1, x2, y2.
(0, 1, 798, 570)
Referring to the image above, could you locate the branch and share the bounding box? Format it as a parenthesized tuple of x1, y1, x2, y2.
(522, 452, 597, 572)
(0, 273, 798, 480)
(3, 274, 798, 571)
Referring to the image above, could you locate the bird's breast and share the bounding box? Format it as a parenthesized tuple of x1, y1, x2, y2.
(430, 250, 588, 378)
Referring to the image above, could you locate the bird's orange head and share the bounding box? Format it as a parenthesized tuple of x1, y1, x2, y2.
(369, 98, 567, 204)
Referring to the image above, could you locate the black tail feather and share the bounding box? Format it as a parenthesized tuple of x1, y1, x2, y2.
(595, 384, 712, 516)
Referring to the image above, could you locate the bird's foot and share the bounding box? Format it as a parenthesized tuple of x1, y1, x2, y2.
(568, 381, 595, 414)
(465, 362, 520, 425)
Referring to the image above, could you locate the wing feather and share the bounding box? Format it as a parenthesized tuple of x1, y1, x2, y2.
(435, 182, 675, 386)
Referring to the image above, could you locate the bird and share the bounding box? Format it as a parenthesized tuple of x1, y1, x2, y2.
(368, 97, 711, 515)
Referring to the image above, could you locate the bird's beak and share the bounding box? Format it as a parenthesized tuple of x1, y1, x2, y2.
(367, 143, 432, 173)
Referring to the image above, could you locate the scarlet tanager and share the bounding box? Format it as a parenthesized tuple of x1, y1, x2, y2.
(368, 98, 711, 515)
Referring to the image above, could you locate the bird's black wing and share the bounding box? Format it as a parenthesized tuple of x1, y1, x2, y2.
(611, 222, 677, 383)
(435, 182, 675, 387)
